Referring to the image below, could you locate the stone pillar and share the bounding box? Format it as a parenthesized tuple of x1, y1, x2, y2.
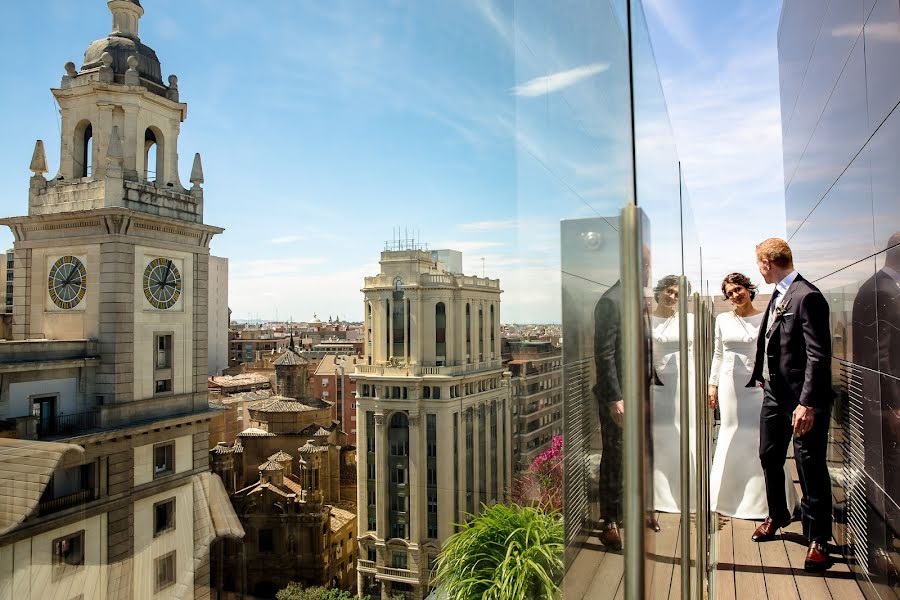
(472, 403, 481, 511)
(375, 412, 389, 540)
(486, 401, 494, 504)
(408, 410, 421, 542)
(356, 405, 368, 531)
(437, 410, 455, 540)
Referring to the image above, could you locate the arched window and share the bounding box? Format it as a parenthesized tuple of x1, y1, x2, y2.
(435, 302, 446, 360)
(74, 121, 93, 178)
(478, 305, 484, 362)
(367, 302, 373, 365)
(465, 303, 471, 363)
(144, 127, 164, 182)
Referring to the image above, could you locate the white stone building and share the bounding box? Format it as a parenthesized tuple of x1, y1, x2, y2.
(353, 245, 512, 600)
(0, 2, 243, 598)
(207, 256, 228, 376)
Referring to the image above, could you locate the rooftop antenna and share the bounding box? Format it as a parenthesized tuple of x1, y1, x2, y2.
(481, 257, 485, 278)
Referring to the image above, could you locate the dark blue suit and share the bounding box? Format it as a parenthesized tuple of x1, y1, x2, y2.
(747, 273, 833, 543)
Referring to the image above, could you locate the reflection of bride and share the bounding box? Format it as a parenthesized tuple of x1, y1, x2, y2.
(650, 275, 695, 513)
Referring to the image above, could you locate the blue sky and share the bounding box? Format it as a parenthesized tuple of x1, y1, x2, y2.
(0, 1, 785, 322)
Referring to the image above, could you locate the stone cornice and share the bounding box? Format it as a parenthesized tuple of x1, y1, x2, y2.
(51, 82, 188, 120)
(0, 208, 223, 248)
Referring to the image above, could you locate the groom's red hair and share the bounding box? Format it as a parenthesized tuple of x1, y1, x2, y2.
(756, 238, 793, 269)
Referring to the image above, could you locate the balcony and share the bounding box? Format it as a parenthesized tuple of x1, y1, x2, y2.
(357, 559, 377, 574)
(355, 359, 502, 378)
(38, 488, 96, 516)
(24, 409, 100, 440)
(375, 565, 420, 585)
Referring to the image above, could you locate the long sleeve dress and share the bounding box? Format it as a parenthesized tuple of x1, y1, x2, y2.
(708, 311, 798, 519)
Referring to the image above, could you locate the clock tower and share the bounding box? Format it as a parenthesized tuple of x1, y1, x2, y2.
(0, 4, 241, 599)
(1, 0, 222, 427)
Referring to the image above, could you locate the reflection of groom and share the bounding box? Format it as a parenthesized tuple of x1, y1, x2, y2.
(592, 248, 655, 550)
(747, 238, 833, 572)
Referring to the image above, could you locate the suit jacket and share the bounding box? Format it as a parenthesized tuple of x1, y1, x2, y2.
(593, 281, 661, 407)
(593, 282, 623, 405)
(747, 274, 833, 408)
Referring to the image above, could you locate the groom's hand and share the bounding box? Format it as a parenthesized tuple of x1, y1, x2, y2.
(609, 400, 625, 428)
(792, 404, 814, 436)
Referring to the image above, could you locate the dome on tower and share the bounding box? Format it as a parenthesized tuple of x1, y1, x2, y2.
(81, 37, 164, 87)
(78, 0, 169, 96)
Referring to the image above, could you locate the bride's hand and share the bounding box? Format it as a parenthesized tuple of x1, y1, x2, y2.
(707, 385, 718, 410)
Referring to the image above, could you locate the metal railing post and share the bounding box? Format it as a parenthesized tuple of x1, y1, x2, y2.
(693, 292, 709, 599)
(621, 203, 648, 600)
(678, 276, 692, 600)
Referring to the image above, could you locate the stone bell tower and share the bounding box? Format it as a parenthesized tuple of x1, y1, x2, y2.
(4, 0, 221, 425)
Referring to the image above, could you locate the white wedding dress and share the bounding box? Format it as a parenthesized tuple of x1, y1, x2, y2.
(708, 311, 799, 519)
(650, 313, 695, 513)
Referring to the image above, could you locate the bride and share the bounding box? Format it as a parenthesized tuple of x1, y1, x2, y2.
(708, 273, 798, 519)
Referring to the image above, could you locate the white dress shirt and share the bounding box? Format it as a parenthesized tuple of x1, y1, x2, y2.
(763, 270, 798, 381)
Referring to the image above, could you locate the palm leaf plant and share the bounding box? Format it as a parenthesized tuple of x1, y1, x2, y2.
(433, 502, 563, 600)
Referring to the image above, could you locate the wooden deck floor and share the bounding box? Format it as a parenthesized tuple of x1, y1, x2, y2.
(564, 509, 865, 600)
(716, 515, 863, 600)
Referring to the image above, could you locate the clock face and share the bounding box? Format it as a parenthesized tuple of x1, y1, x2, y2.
(143, 258, 182, 309)
(48, 255, 87, 310)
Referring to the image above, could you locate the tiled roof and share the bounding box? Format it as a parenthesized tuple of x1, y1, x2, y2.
(298, 440, 329, 454)
(329, 506, 356, 532)
(249, 396, 331, 413)
(313, 427, 331, 437)
(273, 350, 308, 366)
(258, 460, 283, 472)
(282, 477, 303, 495)
(237, 427, 275, 437)
(267, 450, 293, 462)
(211, 442, 235, 455)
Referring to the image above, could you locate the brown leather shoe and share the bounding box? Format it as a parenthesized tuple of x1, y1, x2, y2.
(751, 517, 789, 542)
(600, 523, 622, 550)
(804, 541, 829, 572)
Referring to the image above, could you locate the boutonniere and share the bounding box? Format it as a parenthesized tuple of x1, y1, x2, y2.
(774, 302, 791, 322)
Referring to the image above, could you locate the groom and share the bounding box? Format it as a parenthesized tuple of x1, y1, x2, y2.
(746, 238, 833, 572)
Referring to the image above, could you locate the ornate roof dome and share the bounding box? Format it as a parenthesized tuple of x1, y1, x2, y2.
(78, 0, 170, 97)
(82, 36, 164, 87)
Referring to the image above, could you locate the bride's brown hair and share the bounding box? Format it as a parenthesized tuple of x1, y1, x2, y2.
(721, 272, 757, 300)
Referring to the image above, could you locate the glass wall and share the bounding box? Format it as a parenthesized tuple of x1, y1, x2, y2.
(778, 1, 900, 597)
(0, 2, 715, 600)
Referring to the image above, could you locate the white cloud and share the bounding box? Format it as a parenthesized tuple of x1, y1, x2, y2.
(270, 235, 306, 244)
(513, 63, 610, 97)
(643, 0, 701, 56)
(459, 219, 519, 232)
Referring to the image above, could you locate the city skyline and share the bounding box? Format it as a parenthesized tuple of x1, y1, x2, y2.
(0, 1, 785, 324)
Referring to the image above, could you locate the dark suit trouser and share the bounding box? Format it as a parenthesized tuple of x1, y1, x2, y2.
(598, 407, 623, 524)
(759, 382, 832, 543)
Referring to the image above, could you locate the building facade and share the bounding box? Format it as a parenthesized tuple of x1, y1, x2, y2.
(210, 349, 358, 598)
(208, 256, 229, 376)
(312, 354, 363, 446)
(353, 245, 512, 600)
(0, 2, 243, 598)
(507, 340, 562, 471)
(778, 1, 900, 596)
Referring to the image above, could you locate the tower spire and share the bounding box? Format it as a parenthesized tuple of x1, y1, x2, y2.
(29, 141, 48, 176)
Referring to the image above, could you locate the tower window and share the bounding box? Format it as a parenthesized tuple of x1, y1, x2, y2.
(435, 302, 446, 359)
